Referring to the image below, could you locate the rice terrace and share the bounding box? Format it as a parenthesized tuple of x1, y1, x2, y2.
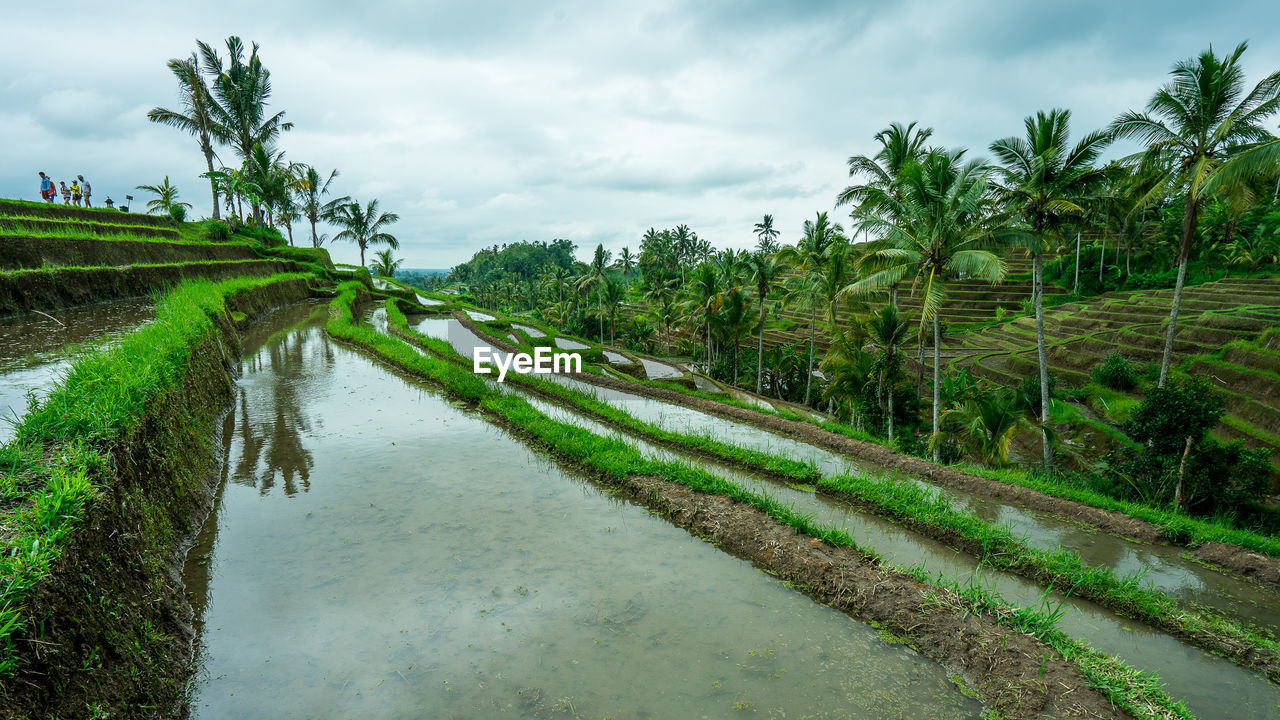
(5, 3, 1280, 719)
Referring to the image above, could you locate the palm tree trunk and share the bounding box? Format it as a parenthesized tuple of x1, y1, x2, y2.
(887, 376, 895, 444)
(916, 329, 926, 401)
(1073, 232, 1081, 294)
(805, 306, 815, 406)
(310, 216, 319, 247)
(1034, 252, 1052, 469)
(932, 315, 941, 462)
(755, 301, 766, 395)
(204, 151, 220, 221)
(285, 220, 294, 247)
(360, 242, 366, 268)
(1158, 198, 1199, 388)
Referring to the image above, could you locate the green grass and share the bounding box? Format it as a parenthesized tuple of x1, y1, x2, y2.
(0, 222, 241, 246)
(0, 272, 309, 678)
(385, 300, 1280, 683)
(335, 293, 1190, 720)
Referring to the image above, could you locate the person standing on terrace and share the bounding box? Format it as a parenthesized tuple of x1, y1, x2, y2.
(70, 179, 81, 206)
(79, 175, 92, 207)
(38, 172, 51, 202)
(60, 181, 71, 204)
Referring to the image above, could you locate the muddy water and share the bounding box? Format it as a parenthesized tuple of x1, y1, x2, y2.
(554, 336, 589, 350)
(186, 305, 983, 720)
(639, 357, 682, 378)
(0, 298, 153, 443)
(429, 320, 1280, 631)
(413, 316, 1280, 714)
(512, 324, 544, 337)
(602, 350, 630, 364)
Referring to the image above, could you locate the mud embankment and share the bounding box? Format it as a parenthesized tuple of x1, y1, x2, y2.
(0, 235, 258, 271)
(0, 277, 316, 719)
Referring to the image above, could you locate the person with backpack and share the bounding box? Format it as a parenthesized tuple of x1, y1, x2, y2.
(38, 172, 51, 202)
(60, 181, 71, 204)
(78, 175, 92, 207)
(70, 179, 81, 206)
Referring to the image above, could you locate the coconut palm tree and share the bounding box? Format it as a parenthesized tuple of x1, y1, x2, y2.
(864, 303, 912, 443)
(837, 121, 934, 216)
(932, 387, 1027, 466)
(294, 166, 345, 248)
(199, 36, 293, 225)
(753, 214, 780, 254)
(672, 224, 696, 284)
(820, 329, 875, 428)
(136, 177, 192, 216)
(841, 149, 1009, 459)
(325, 198, 400, 267)
(990, 109, 1110, 468)
(777, 211, 842, 406)
(147, 53, 225, 219)
(601, 275, 626, 344)
(713, 285, 755, 385)
(743, 250, 782, 394)
(576, 244, 611, 342)
(614, 247, 637, 279)
(1110, 41, 1280, 387)
(682, 264, 722, 370)
(370, 248, 403, 278)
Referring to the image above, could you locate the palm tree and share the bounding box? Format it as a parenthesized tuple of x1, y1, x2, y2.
(842, 149, 1009, 459)
(990, 109, 1110, 468)
(601, 275, 626, 344)
(615, 247, 637, 279)
(743, 250, 782, 394)
(136, 177, 192, 216)
(820, 329, 874, 428)
(713, 285, 755, 384)
(672, 224, 696, 284)
(753, 214, 780, 254)
(682, 264, 722, 370)
(199, 36, 293, 225)
(295, 166, 345, 248)
(1110, 41, 1280, 387)
(864, 304, 912, 443)
(932, 387, 1027, 466)
(837, 121, 934, 216)
(325, 198, 400, 267)
(777, 211, 842, 406)
(576, 244, 611, 342)
(370, 248, 403, 277)
(147, 53, 225, 220)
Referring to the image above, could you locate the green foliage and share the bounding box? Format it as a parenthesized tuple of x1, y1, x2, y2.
(1016, 371, 1059, 416)
(202, 218, 231, 241)
(1091, 353, 1137, 391)
(168, 204, 187, 223)
(448, 239, 577, 286)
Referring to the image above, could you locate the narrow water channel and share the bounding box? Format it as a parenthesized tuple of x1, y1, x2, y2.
(0, 298, 153, 443)
(411, 311, 1280, 720)
(184, 303, 984, 719)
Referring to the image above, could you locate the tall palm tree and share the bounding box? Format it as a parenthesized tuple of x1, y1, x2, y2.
(777, 211, 842, 406)
(682, 264, 722, 370)
(713, 285, 755, 385)
(864, 303, 912, 443)
(147, 53, 225, 219)
(136, 177, 192, 216)
(753, 214, 780, 254)
(990, 109, 1110, 468)
(1111, 41, 1280, 387)
(295, 166, 345, 248)
(842, 149, 1009, 459)
(325, 198, 400, 267)
(576, 244, 611, 342)
(672, 224, 696, 284)
(601, 275, 626, 343)
(933, 387, 1028, 466)
(614, 247, 637, 279)
(743, 250, 782, 394)
(199, 36, 293, 225)
(837, 121, 934, 216)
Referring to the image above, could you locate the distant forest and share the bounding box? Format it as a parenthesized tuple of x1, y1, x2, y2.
(447, 239, 579, 284)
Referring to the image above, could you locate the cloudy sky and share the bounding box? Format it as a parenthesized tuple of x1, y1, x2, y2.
(4, 1, 1279, 269)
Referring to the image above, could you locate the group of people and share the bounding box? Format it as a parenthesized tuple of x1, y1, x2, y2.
(37, 172, 93, 207)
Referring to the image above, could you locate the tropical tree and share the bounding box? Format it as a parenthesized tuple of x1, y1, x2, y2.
(990, 109, 1110, 468)
(370, 248, 404, 277)
(601, 275, 626, 343)
(199, 36, 293, 225)
(743, 250, 782, 394)
(294, 166, 345, 248)
(136, 177, 192, 216)
(1110, 41, 1280, 386)
(614, 247, 637, 279)
(932, 387, 1028, 466)
(837, 121, 934, 217)
(325, 198, 400, 267)
(820, 330, 875, 427)
(147, 53, 225, 219)
(672, 224, 696, 284)
(712, 285, 755, 385)
(777, 211, 842, 406)
(682, 263, 722, 369)
(842, 149, 1009, 459)
(753, 214, 780, 254)
(576, 244, 611, 342)
(864, 303, 912, 443)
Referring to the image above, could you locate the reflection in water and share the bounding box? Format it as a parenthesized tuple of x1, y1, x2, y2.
(185, 305, 983, 720)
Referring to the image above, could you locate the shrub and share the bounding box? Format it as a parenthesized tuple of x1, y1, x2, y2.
(1091, 353, 1137, 390)
(168, 205, 187, 224)
(202, 219, 230, 242)
(1016, 371, 1059, 415)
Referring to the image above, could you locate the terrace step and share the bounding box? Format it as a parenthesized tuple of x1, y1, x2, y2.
(0, 236, 258, 271)
(0, 199, 172, 228)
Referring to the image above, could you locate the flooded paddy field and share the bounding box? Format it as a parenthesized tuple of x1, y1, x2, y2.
(0, 297, 152, 443)
(185, 303, 984, 719)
